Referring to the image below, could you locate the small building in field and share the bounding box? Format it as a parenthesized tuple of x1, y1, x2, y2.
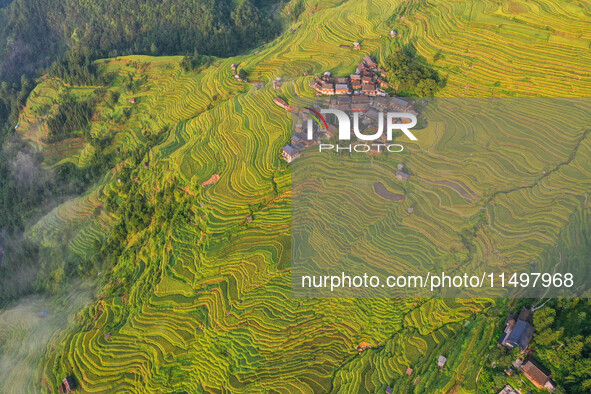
(273, 78, 282, 90)
(520, 358, 555, 392)
(353, 42, 361, 50)
(437, 355, 447, 368)
(59, 377, 76, 393)
(335, 83, 351, 95)
(273, 97, 292, 112)
(128, 98, 135, 104)
(201, 173, 220, 187)
(246, 216, 253, 223)
(390, 30, 397, 38)
(406, 367, 413, 376)
(282, 144, 300, 163)
(385, 386, 393, 394)
(231, 63, 238, 72)
(323, 71, 332, 81)
(396, 170, 410, 181)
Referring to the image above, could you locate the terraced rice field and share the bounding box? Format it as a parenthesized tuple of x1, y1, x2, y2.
(10, 0, 591, 392)
(291, 98, 591, 299)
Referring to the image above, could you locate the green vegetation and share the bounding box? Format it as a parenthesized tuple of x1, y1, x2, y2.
(46, 94, 95, 142)
(479, 299, 591, 393)
(531, 300, 591, 393)
(0, 0, 280, 83)
(180, 53, 213, 73)
(383, 48, 444, 96)
(0, 0, 589, 392)
(49, 48, 107, 86)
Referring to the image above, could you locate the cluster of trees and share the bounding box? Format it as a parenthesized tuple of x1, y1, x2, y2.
(49, 48, 107, 86)
(180, 53, 213, 72)
(46, 94, 96, 142)
(0, 0, 280, 83)
(97, 156, 193, 279)
(531, 300, 591, 393)
(291, 0, 306, 22)
(0, 76, 33, 136)
(383, 48, 445, 96)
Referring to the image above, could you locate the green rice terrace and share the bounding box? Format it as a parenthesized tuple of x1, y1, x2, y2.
(6, 0, 591, 392)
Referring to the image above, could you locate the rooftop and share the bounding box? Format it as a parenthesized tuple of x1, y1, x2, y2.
(521, 358, 552, 388)
(282, 144, 300, 156)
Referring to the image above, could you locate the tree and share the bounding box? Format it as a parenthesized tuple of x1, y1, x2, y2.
(292, 0, 305, 22)
(534, 307, 556, 332)
(383, 47, 443, 96)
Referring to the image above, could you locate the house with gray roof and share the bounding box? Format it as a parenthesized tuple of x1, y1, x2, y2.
(499, 307, 534, 351)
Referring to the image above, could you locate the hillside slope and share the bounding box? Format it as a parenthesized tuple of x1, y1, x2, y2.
(11, 0, 591, 392)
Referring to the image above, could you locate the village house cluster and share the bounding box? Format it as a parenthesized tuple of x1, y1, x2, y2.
(497, 307, 556, 393)
(280, 96, 413, 164)
(309, 56, 389, 97)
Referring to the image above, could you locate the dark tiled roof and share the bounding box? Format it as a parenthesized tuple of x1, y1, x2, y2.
(505, 320, 534, 351)
(282, 144, 300, 156)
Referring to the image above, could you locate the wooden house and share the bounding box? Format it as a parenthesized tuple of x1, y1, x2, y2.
(59, 377, 76, 393)
(321, 83, 335, 95)
(362, 83, 377, 96)
(364, 56, 378, 68)
(273, 97, 292, 112)
(335, 83, 351, 95)
(520, 358, 556, 391)
(282, 144, 300, 163)
(396, 170, 410, 181)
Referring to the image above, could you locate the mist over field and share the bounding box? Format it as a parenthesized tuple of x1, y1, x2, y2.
(0, 281, 93, 393)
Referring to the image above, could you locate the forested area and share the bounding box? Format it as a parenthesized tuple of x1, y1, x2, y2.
(0, 0, 280, 83)
(531, 300, 591, 393)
